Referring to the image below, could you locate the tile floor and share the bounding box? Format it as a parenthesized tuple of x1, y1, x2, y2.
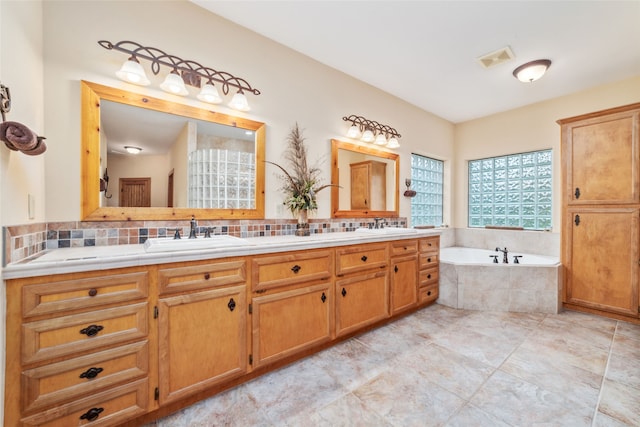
(148, 305, 640, 426)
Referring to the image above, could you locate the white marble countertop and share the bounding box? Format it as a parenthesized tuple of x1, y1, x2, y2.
(3, 229, 441, 280)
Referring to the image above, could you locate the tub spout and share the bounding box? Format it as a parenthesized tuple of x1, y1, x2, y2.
(495, 247, 509, 263)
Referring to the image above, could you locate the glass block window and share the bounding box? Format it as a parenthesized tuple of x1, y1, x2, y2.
(468, 150, 552, 230)
(411, 154, 444, 226)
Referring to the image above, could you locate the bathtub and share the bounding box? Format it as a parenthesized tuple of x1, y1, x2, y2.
(438, 247, 562, 314)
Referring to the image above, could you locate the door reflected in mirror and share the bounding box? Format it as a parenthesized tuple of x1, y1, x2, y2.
(81, 81, 265, 221)
(331, 139, 399, 218)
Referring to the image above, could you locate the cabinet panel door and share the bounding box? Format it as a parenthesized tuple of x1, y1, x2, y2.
(336, 271, 389, 337)
(390, 255, 418, 315)
(158, 285, 247, 404)
(565, 208, 639, 317)
(251, 283, 333, 368)
(564, 111, 639, 204)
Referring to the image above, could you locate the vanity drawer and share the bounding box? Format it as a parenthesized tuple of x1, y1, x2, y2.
(336, 243, 388, 276)
(419, 253, 439, 270)
(418, 283, 439, 305)
(158, 259, 246, 295)
(419, 268, 439, 287)
(22, 270, 149, 318)
(21, 378, 148, 427)
(419, 237, 440, 254)
(390, 239, 418, 257)
(252, 249, 333, 292)
(22, 303, 148, 364)
(22, 341, 148, 413)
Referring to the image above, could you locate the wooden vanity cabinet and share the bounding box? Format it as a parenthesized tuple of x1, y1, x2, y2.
(418, 236, 440, 306)
(335, 243, 390, 337)
(156, 259, 248, 405)
(250, 249, 334, 368)
(390, 240, 418, 314)
(5, 268, 151, 427)
(559, 103, 640, 321)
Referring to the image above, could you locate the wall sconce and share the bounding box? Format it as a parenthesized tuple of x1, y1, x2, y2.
(342, 115, 401, 149)
(99, 40, 261, 111)
(512, 59, 552, 83)
(403, 179, 417, 197)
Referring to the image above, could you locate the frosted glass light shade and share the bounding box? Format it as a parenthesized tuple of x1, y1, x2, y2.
(124, 146, 142, 154)
(197, 83, 223, 104)
(513, 59, 551, 83)
(228, 92, 250, 111)
(115, 57, 150, 86)
(361, 129, 375, 143)
(160, 71, 188, 96)
(374, 133, 387, 145)
(347, 125, 360, 138)
(386, 137, 400, 148)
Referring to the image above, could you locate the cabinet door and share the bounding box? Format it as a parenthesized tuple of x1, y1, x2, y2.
(563, 109, 640, 204)
(251, 282, 332, 368)
(157, 285, 247, 405)
(350, 162, 371, 209)
(565, 208, 639, 317)
(390, 255, 418, 315)
(336, 271, 389, 337)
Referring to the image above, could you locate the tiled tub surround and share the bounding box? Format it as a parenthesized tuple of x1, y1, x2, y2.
(439, 247, 562, 314)
(2, 217, 408, 265)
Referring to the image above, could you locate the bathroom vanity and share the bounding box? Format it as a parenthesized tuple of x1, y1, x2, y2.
(3, 231, 439, 427)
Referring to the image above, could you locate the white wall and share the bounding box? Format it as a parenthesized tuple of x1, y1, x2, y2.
(41, 0, 455, 223)
(454, 75, 640, 230)
(0, 1, 45, 423)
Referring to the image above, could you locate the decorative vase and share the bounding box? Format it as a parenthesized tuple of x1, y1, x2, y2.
(296, 209, 310, 236)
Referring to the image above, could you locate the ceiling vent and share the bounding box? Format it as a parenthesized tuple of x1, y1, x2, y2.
(477, 46, 515, 69)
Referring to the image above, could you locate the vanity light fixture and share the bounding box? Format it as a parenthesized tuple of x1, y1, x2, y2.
(342, 115, 401, 149)
(124, 146, 142, 154)
(512, 59, 552, 83)
(100, 40, 261, 111)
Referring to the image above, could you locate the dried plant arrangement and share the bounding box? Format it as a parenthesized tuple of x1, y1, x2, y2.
(266, 123, 335, 217)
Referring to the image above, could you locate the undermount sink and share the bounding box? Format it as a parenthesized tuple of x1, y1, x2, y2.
(354, 227, 418, 235)
(144, 235, 251, 253)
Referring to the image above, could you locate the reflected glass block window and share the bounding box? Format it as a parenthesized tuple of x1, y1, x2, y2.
(411, 154, 443, 226)
(468, 150, 552, 230)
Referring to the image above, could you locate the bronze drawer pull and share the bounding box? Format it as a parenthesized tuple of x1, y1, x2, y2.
(79, 367, 103, 380)
(427, 257, 432, 262)
(228, 298, 236, 312)
(204, 273, 210, 280)
(80, 407, 104, 422)
(427, 291, 432, 296)
(427, 274, 431, 279)
(321, 292, 327, 303)
(291, 265, 301, 273)
(394, 265, 399, 273)
(361, 255, 368, 262)
(88, 288, 98, 297)
(80, 324, 104, 337)
(341, 288, 347, 297)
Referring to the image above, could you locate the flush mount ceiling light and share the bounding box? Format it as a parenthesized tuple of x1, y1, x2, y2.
(513, 59, 552, 83)
(99, 40, 261, 110)
(124, 146, 142, 154)
(342, 115, 401, 149)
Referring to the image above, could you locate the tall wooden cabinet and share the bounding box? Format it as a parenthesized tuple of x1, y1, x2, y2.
(559, 103, 640, 320)
(350, 160, 387, 210)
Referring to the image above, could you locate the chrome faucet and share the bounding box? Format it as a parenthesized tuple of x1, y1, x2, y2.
(189, 215, 198, 239)
(373, 217, 387, 229)
(495, 247, 508, 263)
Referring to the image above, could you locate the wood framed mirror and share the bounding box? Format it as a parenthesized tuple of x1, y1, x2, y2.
(331, 139, 399, 218)
(81, 81, 265, 221)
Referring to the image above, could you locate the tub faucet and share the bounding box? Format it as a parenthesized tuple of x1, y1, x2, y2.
(495, 247, 508, 263)
(189, 215, 198, 239)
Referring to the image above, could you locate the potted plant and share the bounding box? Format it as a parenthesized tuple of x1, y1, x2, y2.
(266, 123, 335, 236)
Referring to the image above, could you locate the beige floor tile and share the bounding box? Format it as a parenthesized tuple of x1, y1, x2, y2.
(598, 379, 640, 426)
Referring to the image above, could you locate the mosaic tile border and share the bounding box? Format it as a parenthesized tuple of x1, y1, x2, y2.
(3, 217, 407, 266)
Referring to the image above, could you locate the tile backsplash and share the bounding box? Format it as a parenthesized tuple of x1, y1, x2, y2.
(3, 217, 408, 266)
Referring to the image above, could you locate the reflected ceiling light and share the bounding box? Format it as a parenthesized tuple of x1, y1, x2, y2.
(100, 39, 261, 111)
(115, 56, 150, 86)
(228, 91, 250, 111)
(160, 70, 189, 96)
(512, 59, 552, 83)
(197, 82, 223, 104)
(342, 115, 401, 149)
(124, 146, 142, 154)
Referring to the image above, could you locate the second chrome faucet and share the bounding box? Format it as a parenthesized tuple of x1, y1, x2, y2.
(495, 247, 509, 264)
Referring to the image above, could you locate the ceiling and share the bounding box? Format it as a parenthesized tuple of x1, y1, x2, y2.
(192, 0, 640, 123)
